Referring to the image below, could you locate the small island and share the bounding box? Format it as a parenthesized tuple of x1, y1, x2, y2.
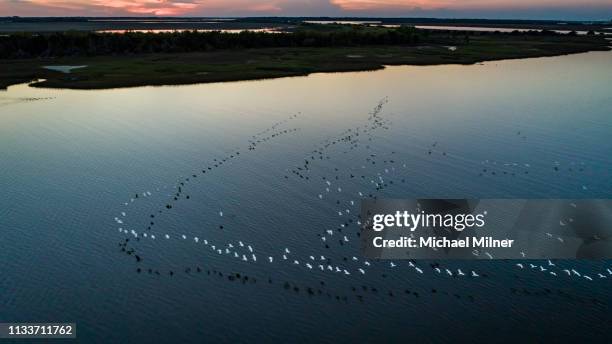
(1, 21, 610, 89)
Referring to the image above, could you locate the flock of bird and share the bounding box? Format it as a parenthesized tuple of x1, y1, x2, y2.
(112, 98, 610, 306)
(0, 96, 55, 108)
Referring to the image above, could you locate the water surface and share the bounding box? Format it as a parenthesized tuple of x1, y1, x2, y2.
(1, 50, 611, 343)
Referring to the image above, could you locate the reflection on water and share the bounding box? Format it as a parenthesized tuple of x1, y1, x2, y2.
(415, 25, 609, 35)
(1, 50, 611, 343)
(304, 20, 382, 25)
(97, 27, 287, 34)
(89, 19, 237, 23)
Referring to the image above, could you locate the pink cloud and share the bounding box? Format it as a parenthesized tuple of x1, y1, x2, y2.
(1, 0, 611, 18)
(92, 0, 199, 15)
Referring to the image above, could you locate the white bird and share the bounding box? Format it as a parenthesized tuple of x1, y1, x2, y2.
(471, 271, 479, 277)
(352, 257, 358, 261)
(306, 263, 312, 269)
(234, 252, 239, 258)
(584, 275, 593, 281)
(252, 254, 257, 262)
(457, 269, 465, 276)
(344, 270, 350, 275)
(121, 212, 126, 217)
(435, 268, 441, 273)
(228, 243, 233, 248)
(293, 260, 299, 265)
(182, 234, 187, 240)
(285, 248, 290, 254)
(563, 269, 571, 275)
(547, 260, 555, 266)
(607, 268, 612, 275)
(446, 269, 453, 276)
(319, 265, 324, 271)
(283, 254, 287, 260)
(219, 211, 223, 217)
(204, 240, 208, 245)
(194, 237, 199, 243)
(165, 234, 170, 239)
(571, 269, 580, 276)
(343, 236, 349, 242)
(151, 235, 155, 239)
(321, 237, 327, 242)
(248, 245, 253, 253)
(516, 263, 524, 269)
(239, 241, 244, 247)
(269, 257, 273, 263)
(242, 255, 248, 262)
(550, 272, 557, 276)
(539, 266, 547, 272)
(390, 262, 396, 268)
(364, 261, 370, 266)
(310, 256, 315, 260)
(598, 273, 606, 278)
(318, 194, 323, 199)
(415, 267, 423, 274)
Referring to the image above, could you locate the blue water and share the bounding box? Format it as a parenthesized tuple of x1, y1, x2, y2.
(1, 50, 611, 343)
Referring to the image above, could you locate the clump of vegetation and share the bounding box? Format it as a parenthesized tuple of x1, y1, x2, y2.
(0, 26, 424, 58)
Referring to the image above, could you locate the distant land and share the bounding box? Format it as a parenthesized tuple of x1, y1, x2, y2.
(1, 18, 610, 89)
(1, 16, 612, 33)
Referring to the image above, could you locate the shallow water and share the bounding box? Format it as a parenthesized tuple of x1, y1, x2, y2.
(415, 25, 610, 35)
(1, 50, 611, 343)
(96, 28, 286, 34)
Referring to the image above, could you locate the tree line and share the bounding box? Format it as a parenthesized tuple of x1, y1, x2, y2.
(0, 27, 423, 58)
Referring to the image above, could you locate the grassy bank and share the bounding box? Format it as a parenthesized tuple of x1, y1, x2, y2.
(1, 34, 609, 90)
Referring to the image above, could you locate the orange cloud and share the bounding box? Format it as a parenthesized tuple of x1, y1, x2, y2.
(2, 0, 611, 17)
(92, 0, 199, 15)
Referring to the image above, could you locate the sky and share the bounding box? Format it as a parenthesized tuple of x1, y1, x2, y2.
(1, 0, 612, 20)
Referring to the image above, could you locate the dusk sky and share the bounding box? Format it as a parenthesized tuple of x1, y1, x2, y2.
(1, 0, 612, 20)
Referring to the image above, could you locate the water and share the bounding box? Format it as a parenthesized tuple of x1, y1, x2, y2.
(1, 50, 611, 343)
(415, 25, 612, 35)
(95, 28, 286, 34)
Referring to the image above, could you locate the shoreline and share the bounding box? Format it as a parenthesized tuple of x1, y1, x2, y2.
(2, 35, 609, 90)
